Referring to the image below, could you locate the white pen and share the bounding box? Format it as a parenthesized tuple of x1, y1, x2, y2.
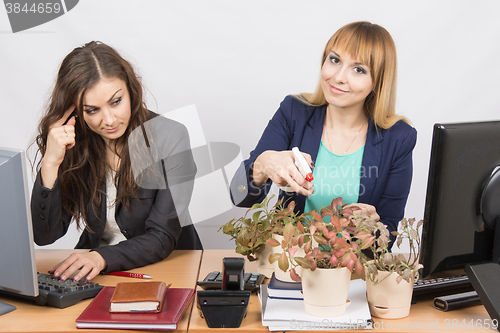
(292, 147, 314, 182)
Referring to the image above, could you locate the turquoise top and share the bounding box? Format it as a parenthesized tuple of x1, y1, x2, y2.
(304, 140, 364, 214)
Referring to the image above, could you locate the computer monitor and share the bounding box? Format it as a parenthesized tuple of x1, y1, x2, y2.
(0, 148, 38, 298)
(419, 121, 500, 278)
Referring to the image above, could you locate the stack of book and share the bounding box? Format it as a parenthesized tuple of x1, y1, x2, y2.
(259, 273, 372, 331)
(266, 273, 303, 300)
(76, 281, 195, 330)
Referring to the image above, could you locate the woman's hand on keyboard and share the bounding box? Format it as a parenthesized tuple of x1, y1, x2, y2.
(49, 251, 107, 281)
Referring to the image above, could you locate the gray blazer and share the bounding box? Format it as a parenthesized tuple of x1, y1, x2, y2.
(31, 113, 202, 272)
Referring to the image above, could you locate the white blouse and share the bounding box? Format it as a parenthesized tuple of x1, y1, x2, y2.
(99, 170, 127, 247)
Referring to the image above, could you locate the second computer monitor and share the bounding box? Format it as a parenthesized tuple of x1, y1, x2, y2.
(420, 121, 500, 278)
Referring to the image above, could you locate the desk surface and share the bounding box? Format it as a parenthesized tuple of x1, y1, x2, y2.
(0, 249, 202, 333)
(0, 249, 496, 333)
(189, 250, 496, 333)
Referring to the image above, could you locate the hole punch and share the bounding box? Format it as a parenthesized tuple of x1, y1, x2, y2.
(197, 257, 251, 328)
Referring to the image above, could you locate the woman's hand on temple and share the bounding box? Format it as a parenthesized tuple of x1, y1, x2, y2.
(252, 150, 314, 196)
(48, 251, 107, 282)
(344, 203, 380, 222)
(41, 106, 76, 188)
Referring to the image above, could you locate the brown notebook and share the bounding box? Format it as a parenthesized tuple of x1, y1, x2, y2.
(110, 281, 170, 313)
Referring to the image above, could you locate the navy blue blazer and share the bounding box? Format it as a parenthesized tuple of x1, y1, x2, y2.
(230, 95, 417, 237)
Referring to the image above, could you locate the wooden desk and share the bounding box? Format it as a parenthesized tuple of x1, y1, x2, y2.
(189, 250, 497, 333)
(0, 249, 202, 333)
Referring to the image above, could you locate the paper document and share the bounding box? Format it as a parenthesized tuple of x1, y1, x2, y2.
(259, 279, 372, 331)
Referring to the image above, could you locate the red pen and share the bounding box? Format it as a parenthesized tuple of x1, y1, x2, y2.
(105, 271, 153, 279)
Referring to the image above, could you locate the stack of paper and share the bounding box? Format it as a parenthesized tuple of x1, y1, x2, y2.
(259, 279, 372, 331)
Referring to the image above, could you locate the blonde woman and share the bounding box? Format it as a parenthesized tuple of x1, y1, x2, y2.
(230, 21, 416, 247)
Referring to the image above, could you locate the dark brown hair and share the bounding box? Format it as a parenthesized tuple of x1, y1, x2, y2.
(32, 41, 150, 231)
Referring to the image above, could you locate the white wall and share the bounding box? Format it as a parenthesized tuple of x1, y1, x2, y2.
(1, 1, 500, 251)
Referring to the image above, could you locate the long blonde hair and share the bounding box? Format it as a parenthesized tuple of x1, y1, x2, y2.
(298, 21, 409, 129)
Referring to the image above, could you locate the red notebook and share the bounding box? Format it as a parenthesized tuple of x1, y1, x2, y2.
(76, 286, 195, 330)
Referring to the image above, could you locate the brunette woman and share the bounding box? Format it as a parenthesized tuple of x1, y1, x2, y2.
(31, 41, 202, 281)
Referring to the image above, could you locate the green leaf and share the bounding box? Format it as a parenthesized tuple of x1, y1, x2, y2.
(266, 238, 280, 247)
(283, 223, 295, 243)
(278, 252, 289, 272)
(330, 197, 343, 214)
(347, 259, 355, 271)
(341, 253, 351, 267)
(397, 236, 403, 248)
(331, 215, 341, 230)
(298, 235, 304, 248)
(360, 236, 375, 249)
(304, 240, 312, 254)
(336, 237, 349, 249)
(290, 268, 301, 282)
(313, 234, 328, 246)
(410, 229, 418, 240)
(311, 211, 322, 222)
(417, 219, 424, 229)
(321, 209, 333, 217)
(355, 231, 369, 240)
(310, 225, 316, 235)
(355, 261, 363, 274)
(236, 234, 249, 247)
(251, 202, 264, 210)
(252, 210, 262, 222)
(268, 253, 281, 264)
(294, 257, 314, 269)
(330, 256, 338, 267)
(235, 245, 250, 255)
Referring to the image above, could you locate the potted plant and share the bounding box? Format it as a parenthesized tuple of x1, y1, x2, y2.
(354, 215, 423, 319)
(268, 197, 364, 317)
(219, 196, 305, 279)
(265, 199, 311, 282)
(218, 196, 278, 277)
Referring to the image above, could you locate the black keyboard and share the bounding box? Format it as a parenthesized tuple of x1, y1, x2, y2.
(35, 272, 103, 308)
(413, 274, 473, 297)
(197, 271, 265, 292)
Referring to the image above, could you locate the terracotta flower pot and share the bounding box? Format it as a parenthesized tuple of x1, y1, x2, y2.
(365, 270, 414, 319)
(301, 267, 352, 317)
(256, 243, 274, 278)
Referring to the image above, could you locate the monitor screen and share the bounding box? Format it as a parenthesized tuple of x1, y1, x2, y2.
(0, 148, 38, 297)
(419, 121, 500, 278)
